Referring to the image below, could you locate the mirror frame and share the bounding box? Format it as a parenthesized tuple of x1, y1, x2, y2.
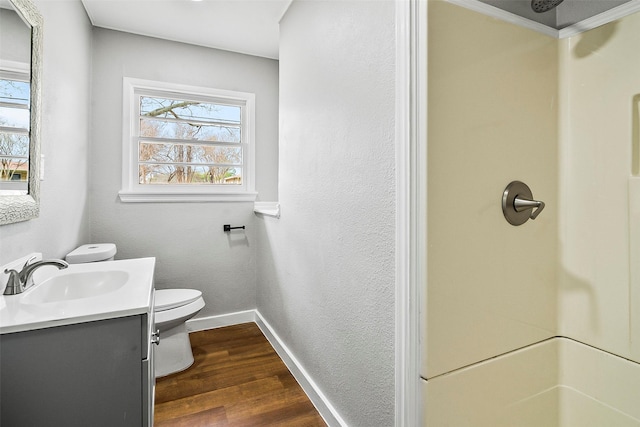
(0, 0, 42, 225)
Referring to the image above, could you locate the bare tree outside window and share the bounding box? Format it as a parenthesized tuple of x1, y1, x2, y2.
(120, 78, 255, 202)
(0, 132, 29, 181)
(137, 96, 243, 186)
(0, 78, 30, 185)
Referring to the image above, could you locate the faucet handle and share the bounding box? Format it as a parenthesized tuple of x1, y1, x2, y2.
(19, 256, 39, 284)
(22, 256, 38, 269)
(3, 269, 23, 295)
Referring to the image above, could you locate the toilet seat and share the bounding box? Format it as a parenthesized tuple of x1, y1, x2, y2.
(155, 289, 203, 312)
(154, 293, 205, 330)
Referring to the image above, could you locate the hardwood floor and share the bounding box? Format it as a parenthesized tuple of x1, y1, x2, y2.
(154, 323, 327, 426)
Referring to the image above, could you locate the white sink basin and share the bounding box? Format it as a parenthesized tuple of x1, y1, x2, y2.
(21, 270, 130, 304)
(0, 257, 156, 334)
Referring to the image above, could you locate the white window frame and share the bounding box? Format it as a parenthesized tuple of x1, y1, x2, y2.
(119, 77, 257, 203)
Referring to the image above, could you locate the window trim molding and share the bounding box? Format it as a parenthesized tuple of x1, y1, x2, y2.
(0, 60, 30, 81)
(119, 77, 256, 203)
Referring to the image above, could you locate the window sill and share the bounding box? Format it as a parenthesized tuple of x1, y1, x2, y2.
(254, 202, 280, 218)
(118, 191, 258, 203)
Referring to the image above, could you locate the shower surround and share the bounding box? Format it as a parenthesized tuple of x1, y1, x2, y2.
(424, 1, 640, 425)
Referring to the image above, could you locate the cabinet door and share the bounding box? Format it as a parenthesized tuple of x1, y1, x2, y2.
(0, 316, 143, 427)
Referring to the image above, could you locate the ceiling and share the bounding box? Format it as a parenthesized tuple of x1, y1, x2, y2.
(80, 0, 292, 60)
(478, 0, 633, 29)
(77, 0, 640, 58)
(449, 0, 640, 37)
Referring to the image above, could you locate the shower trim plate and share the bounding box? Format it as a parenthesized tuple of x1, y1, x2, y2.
(502, 181, 545, 226)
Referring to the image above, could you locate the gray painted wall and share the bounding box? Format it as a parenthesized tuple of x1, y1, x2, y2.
(0, 1, 92, 265)
(89, 29, 279, 318)
(256, 1, 396, 425)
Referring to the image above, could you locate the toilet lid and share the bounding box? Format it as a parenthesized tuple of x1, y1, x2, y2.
(155, 289, 203, 312)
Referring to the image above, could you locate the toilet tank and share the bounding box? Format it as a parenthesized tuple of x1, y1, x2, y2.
(66, 244, 117, 264)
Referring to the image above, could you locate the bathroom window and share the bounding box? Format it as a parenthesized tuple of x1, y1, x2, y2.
(120, 78, 256, 202)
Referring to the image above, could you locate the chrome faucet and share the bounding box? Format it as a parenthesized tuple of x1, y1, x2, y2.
(3, 258, 69, 295)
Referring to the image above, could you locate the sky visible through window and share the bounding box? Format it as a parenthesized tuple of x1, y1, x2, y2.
(0, 78, 30, 183)
(137, 96, 243, 185)
(0, 79, 30, 128)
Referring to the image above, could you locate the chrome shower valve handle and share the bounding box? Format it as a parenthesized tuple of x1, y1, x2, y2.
(502, 181, 546, 226)
(513, 196, 545, 220)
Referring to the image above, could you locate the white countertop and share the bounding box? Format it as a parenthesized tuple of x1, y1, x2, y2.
(0, 257, 155, 334)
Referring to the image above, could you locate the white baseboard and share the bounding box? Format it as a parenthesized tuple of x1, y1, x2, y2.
(254, 311, 348, 427)
(185, 309, 347, 427)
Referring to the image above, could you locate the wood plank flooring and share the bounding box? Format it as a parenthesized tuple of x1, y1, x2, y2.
(154, 323, 327, 426)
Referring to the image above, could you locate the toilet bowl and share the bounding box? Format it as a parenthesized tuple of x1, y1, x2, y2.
(154, 288, 205, 377)
(65, 244, 206, 378)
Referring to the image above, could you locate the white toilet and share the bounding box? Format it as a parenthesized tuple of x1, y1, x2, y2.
(65, 244, 206, 378)
(153, 288, 204, 377)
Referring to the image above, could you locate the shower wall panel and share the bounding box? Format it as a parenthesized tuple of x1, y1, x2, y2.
(423, 339, 559, 427)
(422, 338, 640, 426)
(425, 0, 559, 378)
(558, 10, 640, 364)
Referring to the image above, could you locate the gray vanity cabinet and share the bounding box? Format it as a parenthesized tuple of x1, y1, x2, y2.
(0, 314, 154, 426)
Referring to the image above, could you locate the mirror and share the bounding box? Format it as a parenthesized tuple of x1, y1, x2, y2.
(0, 0, 42, 224)
(1, 0, 30, 196)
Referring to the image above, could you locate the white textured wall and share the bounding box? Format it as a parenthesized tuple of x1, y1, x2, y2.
(89, 29, 279, 318)
(0, 1, 92, 265)
(256, 1, 396, 425)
